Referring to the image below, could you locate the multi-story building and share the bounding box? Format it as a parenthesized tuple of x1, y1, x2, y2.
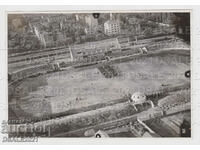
(104, 20, 121, 36)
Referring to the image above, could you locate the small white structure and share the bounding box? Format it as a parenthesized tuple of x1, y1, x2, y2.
(139, 47, 148, 54)
(130, 92, 147, 104)
(129, 92, 155, 111)
(142, 47, 148, 54)
(94, 130, 109, 138)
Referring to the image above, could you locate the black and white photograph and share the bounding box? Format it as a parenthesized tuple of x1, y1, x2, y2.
(7, 11, 191, 138)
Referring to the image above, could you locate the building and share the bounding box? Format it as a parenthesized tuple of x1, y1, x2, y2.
(104, 20, 121, 36)
(130, 92, 146, 104)
(69, 38, 119, 61)
(85, 15, 99, 35)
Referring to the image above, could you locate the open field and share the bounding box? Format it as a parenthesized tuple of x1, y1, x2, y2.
(9, 49, 190, 119)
